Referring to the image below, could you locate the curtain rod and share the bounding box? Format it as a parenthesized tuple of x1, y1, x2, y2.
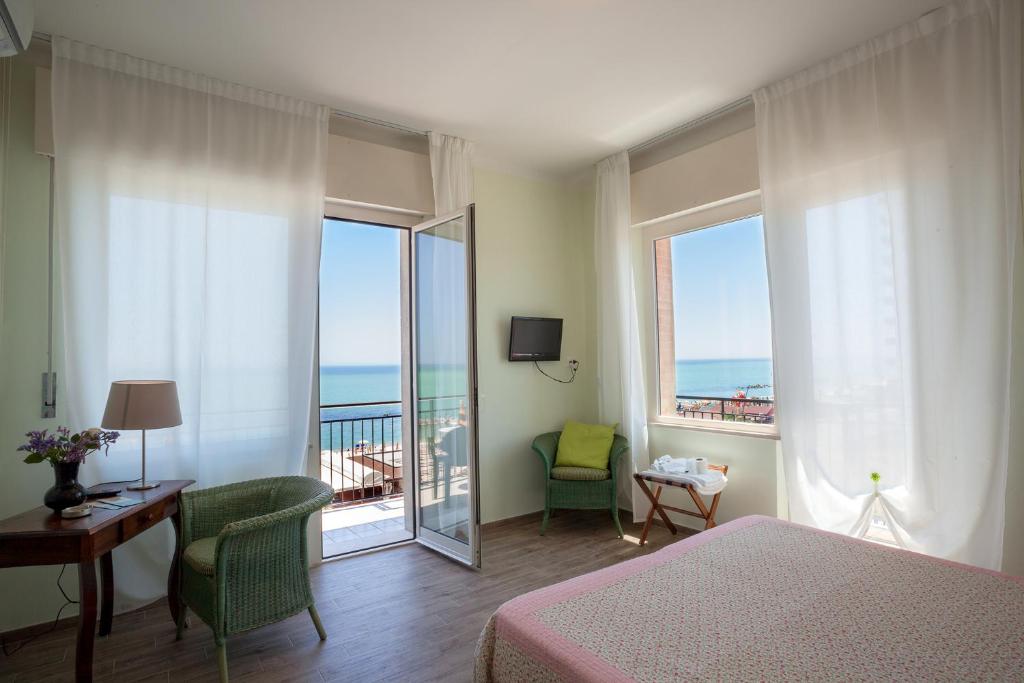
(329, 109, 427, 137)
(32, 31, 428, 137)
(627, 95, 753, 155)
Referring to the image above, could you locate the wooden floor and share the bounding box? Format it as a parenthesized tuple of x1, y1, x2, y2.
(0, 511, 691, 682)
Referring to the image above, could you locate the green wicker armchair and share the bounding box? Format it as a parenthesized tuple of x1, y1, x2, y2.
(175, 476, 334, 683)
(532, 432, 629, 538)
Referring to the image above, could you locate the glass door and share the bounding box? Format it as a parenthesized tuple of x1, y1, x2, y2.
(410, 205, 480, 567)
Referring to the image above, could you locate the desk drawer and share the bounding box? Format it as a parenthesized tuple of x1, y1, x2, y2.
(122, 498, 169, 539)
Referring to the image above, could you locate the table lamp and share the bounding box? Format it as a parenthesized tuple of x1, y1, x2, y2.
(101, 380, 182, 490)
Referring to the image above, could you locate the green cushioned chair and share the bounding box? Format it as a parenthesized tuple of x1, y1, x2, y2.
(532, 431, 629, 537)
(175, 476, 334, 683)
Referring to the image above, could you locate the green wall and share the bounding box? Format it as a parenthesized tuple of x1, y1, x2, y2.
(0, 58, 74, 632)
(473, 167, 598, 523)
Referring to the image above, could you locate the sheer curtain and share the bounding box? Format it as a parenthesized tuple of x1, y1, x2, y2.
(428, 131, 474, 215)
(595, 151, 650, 519)
(52, 38, 328, 609)
(425, 132, 474, 535)
(755, 0, 1020, 569)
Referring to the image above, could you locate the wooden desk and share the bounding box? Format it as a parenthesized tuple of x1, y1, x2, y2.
(634, 466, 728, 546)
(0, 480, 194, 682)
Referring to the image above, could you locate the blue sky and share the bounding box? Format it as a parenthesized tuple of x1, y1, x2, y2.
(670, 215, 773, 361)
(320, 216, 773, 366)
(319, 219, 467, 368)
(319, 219, 402, 366)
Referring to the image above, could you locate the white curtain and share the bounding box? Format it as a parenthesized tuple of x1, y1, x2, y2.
(754, 0, 1020, 569)
(424, 132, 474, 536)
(428, 131, 474, 215)
(0, 58, 11, 347)
(594, 151, 650, 520)
(52, 38, 328, 609)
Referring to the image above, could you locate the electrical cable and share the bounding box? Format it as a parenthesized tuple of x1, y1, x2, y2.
(1, 564, 79, 657)
(534, 360, 578, 384)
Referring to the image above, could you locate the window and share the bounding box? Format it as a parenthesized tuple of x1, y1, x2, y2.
(652, 213, 776, 432)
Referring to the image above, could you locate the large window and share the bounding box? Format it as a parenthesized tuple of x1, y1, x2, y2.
(652, 213, 776, 432)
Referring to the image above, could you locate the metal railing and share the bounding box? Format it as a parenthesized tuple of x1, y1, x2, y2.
(320, 401, 403, 506)
(675, 394, 775, 424)
(319, 397, 467, 507)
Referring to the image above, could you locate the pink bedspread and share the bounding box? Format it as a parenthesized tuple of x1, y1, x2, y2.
(474, 515, 1024, 682)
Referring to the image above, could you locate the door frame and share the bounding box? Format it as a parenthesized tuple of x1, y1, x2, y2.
(312, 213, 419, 562)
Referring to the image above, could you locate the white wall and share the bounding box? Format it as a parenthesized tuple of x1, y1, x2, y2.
(324, 134, 433, 217)
(631, 127, 759, 226)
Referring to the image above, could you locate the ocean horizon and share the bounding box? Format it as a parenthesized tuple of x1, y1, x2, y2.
(319, 357, 773, 408)
(318, 358, 772, 450)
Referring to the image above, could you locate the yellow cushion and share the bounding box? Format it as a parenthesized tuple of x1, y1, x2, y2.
(551, 466, 610, 481)
(183, 536, 217, 576)
(554, 420, 616, 470)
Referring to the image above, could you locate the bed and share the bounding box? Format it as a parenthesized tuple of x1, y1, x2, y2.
(474, 515, 1024, 682)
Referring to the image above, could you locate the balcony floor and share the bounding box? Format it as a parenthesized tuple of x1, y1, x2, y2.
(321, 497, 412, 557)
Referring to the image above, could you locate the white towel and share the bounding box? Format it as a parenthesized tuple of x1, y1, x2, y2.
(650, 454, 693, 475)
(646, 455, 727, 495)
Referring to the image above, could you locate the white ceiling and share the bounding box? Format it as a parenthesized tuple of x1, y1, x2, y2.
(34, 0, 940, 178)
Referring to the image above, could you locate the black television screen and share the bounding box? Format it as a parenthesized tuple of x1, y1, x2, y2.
(509, 317, 562, 362)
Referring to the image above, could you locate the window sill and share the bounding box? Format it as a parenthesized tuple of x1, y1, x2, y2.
(648, 417, 780, 441)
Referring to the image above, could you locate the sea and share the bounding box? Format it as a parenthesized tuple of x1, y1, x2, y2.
(318, 358, 772, 449)
(673, 358, 774, 400)
(319, 364, 462, 451)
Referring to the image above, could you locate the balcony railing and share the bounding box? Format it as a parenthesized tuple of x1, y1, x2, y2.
(320, 400, 402, 506)
(319, 398, 465, 507)
(675, 394, 775, 424)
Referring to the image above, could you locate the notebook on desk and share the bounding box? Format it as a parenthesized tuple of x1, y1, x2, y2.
(89, 496, 143, 510)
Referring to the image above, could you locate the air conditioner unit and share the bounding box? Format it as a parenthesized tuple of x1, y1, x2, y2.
(0, 0, 33, 57)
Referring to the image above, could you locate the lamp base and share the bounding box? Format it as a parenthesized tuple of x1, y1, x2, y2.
(127, 481, 161, 491)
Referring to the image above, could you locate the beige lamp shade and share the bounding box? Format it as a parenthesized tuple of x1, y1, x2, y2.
(101, 380, 182, 430)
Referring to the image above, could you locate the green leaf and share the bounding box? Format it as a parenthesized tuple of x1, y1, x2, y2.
(23, 452, 44, 464)
(71, 433, 81, 443)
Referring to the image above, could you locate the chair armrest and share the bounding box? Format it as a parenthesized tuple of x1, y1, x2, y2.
(608, 434, 630, 483)
(218, 487, 332, 538)
(531, 432, 561, 477)
(179, 479, 277, 546)
(214, 506, 314, 578)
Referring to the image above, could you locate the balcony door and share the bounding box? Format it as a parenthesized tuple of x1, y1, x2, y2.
(317, 218, 415, 558)
(409, 205, 481, 567)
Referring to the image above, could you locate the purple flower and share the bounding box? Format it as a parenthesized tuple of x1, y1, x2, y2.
(17, 426, 120, 466)
(16, 430, 59, 455)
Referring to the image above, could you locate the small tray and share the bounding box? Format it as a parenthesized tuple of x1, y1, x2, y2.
(61, 505, 93, 519)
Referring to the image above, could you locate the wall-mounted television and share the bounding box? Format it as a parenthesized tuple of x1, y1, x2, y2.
(508, 316, 562, 362)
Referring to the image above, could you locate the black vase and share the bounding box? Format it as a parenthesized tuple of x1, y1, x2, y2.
(44, 462, 87, 513)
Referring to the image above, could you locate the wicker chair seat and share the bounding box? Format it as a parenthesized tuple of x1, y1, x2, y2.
(182, 536, 218, 576)
(551, 466, 610, 481)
